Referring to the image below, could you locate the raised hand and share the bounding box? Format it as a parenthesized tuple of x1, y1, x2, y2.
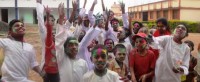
(36, 0, 42, 4)
(44, 5, 51, 24)
(58, 3, 65, 25)
(83, 0, 87, 8)
(69, 0, 78, 23)
(119, 0, 125, 14)
(72, 0, 78, 11)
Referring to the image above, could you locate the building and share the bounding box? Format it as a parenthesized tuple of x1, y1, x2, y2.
(0, 0, 76, 24)
(111, 2, 122, 19)
(128, 0, 200, 22)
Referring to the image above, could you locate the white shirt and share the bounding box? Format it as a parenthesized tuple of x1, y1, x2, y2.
(150, 35, 190, 82)
(55, 21, 89, 82)
(77, 27, 101, 70)
(81, 69, 122, 82)
(0, 38, 38, 82)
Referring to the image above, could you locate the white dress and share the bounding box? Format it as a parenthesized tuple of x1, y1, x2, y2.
(0, 38, 38, 82)
(81, 69, 122, 82)
(150, 35, 190, 82)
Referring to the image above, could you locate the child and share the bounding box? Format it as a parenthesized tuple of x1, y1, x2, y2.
(182, 40, 197, 82)
(82, 44, 122, 82)
(108, 44, 128, 79)
(129, 33, 156, 82)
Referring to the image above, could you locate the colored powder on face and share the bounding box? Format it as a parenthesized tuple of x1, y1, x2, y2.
(12, 28, 17, 33)
(68, 40, 78, 44)
(92, 48, 107, 57)
(118, 48, 126, 53)
(173, 29, 177, 35)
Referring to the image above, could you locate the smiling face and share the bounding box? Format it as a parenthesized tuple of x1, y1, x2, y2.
(10, 22, 26, 37)
(133, 23, 141, 34)
(111, 20, 119, 31)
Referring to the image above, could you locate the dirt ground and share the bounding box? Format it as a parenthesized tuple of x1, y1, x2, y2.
(0, 26, 200, 82)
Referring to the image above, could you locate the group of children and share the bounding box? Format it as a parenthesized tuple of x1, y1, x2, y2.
(0, 0, 200, 82)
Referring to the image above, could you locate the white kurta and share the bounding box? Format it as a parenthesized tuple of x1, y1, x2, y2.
(77, 27, 101, 70)
(0, 38, 38, 82)
(36, 3, 47, 70)
(150, 35, 190, 82)
(55, 21, 89, 82)
(81, 69, 122, 82)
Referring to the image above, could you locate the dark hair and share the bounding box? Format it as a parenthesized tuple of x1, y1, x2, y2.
(132, 21, 143, 28)
(44, 14, 55, 22)
(156, 18, 171, 33)
(113, 44, 126, 55)
(91, 44, 108, 57)
(64, 37, 77, 49)
(9, 19, 22, 31)
(184, 40, 194, 51)
(104, 38, 114, 46)
(156, 18, 168, 26)
(110, 18, 119, 24)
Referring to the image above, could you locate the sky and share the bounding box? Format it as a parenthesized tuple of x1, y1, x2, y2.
(79, 0, 163, 14)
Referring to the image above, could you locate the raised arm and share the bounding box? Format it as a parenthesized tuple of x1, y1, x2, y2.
(69, 0, 77, 23)
(36, 0, 47, 43)
(56, 3, 72, 50)
(44, 6, 54, 49)
(79, 0, 87, 18)
(78, 26, 101, 70)
(101, 0, 105, 11)
(88, 0, 97, 27)
(129, 15, 133, 35)
(120, 1, 129, 29)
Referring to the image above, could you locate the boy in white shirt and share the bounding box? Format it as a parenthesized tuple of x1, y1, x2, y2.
(82, 44, 122, 82)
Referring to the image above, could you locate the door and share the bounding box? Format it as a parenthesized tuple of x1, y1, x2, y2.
(1, 9, 8, 23)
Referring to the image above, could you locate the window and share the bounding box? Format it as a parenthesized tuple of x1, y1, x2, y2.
(139, 12, 142, 19)
(172, 9, 179, 19)
(163, 10, 168, 19)
(157, 11, 161, 18)
(150, 11, 154, 19)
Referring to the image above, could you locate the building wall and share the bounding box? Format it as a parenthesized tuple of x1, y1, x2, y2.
(8, 8, 16, 23)
(128, 0, 200, 22)
(180, 9, 200, 22)
(0, 0, 15, 7)
(0, 0, 73, 24)
(19, 8, 34, 23)
(0, 0, 72, 8)
(181, 0, 200, 8)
